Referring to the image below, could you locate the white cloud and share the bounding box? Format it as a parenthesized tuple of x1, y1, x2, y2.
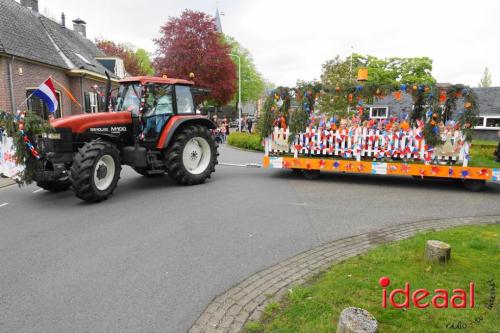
(40, 0, 500, 87)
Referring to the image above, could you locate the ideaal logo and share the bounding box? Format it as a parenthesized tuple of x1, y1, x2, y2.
(379, 276, 475, 309)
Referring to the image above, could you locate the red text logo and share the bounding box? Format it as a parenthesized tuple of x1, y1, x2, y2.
(379, 276, 475, 309)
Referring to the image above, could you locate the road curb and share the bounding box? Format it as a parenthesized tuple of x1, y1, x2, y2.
(0, 177, 15, 188)
(224, 144, 263, 154)
(188, 216, 500, 333)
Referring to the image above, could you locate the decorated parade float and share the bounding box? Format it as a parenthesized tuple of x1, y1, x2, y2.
(261, 70, 500, 191)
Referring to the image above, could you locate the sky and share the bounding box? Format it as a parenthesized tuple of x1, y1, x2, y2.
(37, 0, 500, 87)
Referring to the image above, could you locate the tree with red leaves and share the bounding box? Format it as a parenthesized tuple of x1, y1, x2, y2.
(153, 10, 237, 106)
(96, 39, 151, 77)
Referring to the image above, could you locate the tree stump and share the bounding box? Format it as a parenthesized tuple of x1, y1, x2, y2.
(336, 307, 378, 333)
(425, 240, 451, 264)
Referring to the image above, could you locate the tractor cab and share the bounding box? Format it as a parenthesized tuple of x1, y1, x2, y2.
(115, 76, 206, 144)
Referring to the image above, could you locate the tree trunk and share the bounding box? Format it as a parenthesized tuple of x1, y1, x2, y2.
(336, 307, 378, 333)
(425, 240, 451, 264)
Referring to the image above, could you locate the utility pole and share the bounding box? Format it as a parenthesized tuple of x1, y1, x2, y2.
(228, 53, 242, 131)
(349, 45, 354, 81)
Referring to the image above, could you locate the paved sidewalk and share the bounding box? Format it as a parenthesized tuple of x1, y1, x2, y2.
(0, 177, 15, 188)
(189, 215, 500, 333)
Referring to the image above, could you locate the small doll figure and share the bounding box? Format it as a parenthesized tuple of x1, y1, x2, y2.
(273, 116, 281, 128)
(391, 121, 400, 133)
(330, 121, 338, 131)
(377, 119, 384, 132)
(281, 116, 287, 130)
(441, 121, 455, 157)
(339, 119, 348, 132)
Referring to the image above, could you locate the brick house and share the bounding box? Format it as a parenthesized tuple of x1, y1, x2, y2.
(0, 0, 123, 120)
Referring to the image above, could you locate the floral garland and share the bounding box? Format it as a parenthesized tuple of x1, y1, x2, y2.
(260, 82, 479, 149)
(17, 110, 41, 160)
(0, 110, 53, 184)
(257, 87, 291, 139)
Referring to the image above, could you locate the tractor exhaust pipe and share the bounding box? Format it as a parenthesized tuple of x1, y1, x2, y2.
(104, 71, 111, 112)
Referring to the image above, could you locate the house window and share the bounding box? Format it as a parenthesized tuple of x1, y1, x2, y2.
(475, 116, 500, 129)
(175, 85, 194, 114)
(369, 106, 388, 119)
(476, 117, 485, 127)
(485, 117, 500, 128)
(26, 89, 62, 119)
(84, 92, 99, 113)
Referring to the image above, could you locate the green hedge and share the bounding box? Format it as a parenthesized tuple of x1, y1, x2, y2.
(227, 132, 264, 152)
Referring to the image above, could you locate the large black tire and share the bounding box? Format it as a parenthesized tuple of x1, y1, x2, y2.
(463, 179, 486, 192)
(303, 170, 321, 180)
(36, 179, 71, 192)
(70, 139, 121, 202)
(165, 125, 218, 185)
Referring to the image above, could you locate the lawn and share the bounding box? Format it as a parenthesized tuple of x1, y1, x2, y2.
(470, 141, 500, 168)
(246, 225, 500, 333)
(227, 132, 264, 152)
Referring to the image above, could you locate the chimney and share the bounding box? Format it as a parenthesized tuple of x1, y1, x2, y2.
(72, 18, 87, 37)
(61, 12, 66, 27)
(20, 0, 39, 12)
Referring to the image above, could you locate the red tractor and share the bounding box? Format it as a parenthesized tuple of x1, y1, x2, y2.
(34, 75, 218, 202)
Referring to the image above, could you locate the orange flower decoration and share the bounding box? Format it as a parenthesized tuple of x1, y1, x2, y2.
(400, 121, 410, 132)
(393, 91, 402, 101)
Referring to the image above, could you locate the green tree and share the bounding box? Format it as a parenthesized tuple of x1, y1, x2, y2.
(135, 49, 154, 76)
(478, 67, 492, 87)
(319, 55, 354, 117)
(319, 54, 436, 116)
(224, 36, 265, 104)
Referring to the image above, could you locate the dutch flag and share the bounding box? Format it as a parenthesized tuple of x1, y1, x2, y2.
(33, 78, 58, 113)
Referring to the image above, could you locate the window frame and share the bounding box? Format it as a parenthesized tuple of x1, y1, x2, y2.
(26, 87, 63, 119)
(369, 106, 389, 119)
(174, 85, 195, 115)
(475, 115, 500, 130)
(88, 91, 99, 113)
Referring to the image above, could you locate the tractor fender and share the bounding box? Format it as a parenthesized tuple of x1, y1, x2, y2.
(156, 115, 216, 149)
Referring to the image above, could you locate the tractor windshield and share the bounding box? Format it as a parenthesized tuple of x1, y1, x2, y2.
(115, 83, 142, 115)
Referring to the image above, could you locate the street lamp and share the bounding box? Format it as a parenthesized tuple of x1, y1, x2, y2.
(228, 53, 242, 131)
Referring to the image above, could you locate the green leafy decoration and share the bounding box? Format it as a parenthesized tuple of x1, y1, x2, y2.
(0, 111, 53, 184)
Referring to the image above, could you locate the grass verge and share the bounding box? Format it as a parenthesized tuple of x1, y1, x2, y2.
(245, 224, 500, 333)
(470, 143, 500, 168)
(227, 132, 264, 152)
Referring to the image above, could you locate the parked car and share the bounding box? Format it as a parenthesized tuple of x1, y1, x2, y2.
(229, 119, 239, 128)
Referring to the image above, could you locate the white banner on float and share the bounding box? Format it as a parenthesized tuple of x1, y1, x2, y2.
(371, 162, 387, 175)
(269, 157, 283, 169)
(0, 134, 25, 178)
(492, 169, 500, 183)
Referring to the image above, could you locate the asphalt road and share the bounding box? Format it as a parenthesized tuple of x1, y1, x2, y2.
(0, 145, 499, 332)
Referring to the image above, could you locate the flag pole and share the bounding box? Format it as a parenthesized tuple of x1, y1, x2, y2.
(52, 77, 82, 109)
(16, 75, 52, 111)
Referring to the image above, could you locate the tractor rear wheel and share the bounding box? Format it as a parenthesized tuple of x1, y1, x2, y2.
(36, 179, 71, 192)
(165, 125, 218, 185)
(70, 139, 121, 202)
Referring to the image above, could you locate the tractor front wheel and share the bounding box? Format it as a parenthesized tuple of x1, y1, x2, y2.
(70, 139, 121, 202)
(165, 125, 218, 185)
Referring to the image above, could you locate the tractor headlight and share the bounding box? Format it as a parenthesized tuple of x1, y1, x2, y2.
(47, 133, 61, 140)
